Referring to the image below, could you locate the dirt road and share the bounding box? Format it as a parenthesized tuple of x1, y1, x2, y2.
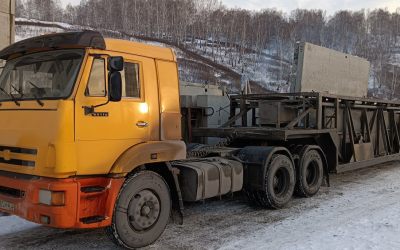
(1, 162, 400, 250)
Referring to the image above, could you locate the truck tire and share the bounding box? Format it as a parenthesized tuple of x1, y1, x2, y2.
(256, 154, 295, 209)
(105, 171, 171, 249)
(295, 149, 324, 197)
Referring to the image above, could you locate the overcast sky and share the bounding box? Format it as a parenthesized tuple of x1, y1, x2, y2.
(61, 0, 399, 15)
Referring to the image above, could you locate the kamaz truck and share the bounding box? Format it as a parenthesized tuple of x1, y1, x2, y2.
(0, 31, 399, 249)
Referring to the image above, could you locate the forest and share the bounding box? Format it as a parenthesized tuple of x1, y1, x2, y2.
(15, 0, 400, 97)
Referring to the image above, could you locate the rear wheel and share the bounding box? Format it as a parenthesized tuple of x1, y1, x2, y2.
(295, 149, 324, 197)
(255, 154, 295, 209)
(106, 171, 171, 249)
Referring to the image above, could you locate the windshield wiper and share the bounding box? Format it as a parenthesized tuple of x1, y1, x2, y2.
(27, 81, 44, 106)
(0, 87, 20, 106)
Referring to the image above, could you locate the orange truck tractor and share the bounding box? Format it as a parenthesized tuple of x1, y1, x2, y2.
(1, 31, 400, 249)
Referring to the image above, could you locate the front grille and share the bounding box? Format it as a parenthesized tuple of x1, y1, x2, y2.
(0, 146, 37, 155)
(0, 146, 37, 167)
(0, 158, 35, 167)
(0, 186, 25, 198)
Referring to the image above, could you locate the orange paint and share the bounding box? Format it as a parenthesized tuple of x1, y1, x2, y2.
(0, 174, 123, 229)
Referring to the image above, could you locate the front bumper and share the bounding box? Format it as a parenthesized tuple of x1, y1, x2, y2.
(0, 172, 123, 229)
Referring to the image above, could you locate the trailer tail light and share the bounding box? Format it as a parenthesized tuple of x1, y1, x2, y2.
(39, 190, 65, 206)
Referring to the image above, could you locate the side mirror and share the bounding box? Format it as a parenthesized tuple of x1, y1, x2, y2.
(108, 56, 124, 102)
(109, 71, 122, 102)
(108, 56, 124, 71)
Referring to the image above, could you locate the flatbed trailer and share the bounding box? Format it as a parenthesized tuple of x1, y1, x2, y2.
(192, 92, 400, 173)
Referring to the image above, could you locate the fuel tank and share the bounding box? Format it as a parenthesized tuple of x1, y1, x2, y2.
(173, 157, 243, 202)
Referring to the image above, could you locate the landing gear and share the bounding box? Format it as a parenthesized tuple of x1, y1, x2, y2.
(106, 171, 171, 249)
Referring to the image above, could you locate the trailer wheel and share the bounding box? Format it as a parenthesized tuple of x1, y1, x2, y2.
(295, 149, 324, 197)
(256, 154, 295, 209)
(105, 171, 171, 249)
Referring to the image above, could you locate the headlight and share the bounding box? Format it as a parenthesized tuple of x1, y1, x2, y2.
(39, 190, 65, 206)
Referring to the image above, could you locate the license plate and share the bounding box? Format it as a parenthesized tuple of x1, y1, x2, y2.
(0, 200, 15, 212)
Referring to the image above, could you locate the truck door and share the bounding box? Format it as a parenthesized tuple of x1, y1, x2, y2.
(74, 53, 158, 174)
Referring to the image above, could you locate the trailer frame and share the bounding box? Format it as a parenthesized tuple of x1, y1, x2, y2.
(192, 92, 400, 173)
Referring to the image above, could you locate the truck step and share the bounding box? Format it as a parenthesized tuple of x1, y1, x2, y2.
(80, 186, 106, 193)
(80, 216, 106, 224)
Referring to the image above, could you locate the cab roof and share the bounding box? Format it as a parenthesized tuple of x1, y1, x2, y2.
(104, 38, 176, 62)
(0, 31, 176, 62)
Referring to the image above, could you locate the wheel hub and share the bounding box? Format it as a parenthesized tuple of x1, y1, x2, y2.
(141, 205, 151, 216)
(128, 189, 160, 231)
(273, 168, 289, 197)
(306, 161, 318, 186)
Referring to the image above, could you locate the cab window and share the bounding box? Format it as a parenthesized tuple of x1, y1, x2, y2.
(121, 62, 140, 98)
(85, 58, 106, 96)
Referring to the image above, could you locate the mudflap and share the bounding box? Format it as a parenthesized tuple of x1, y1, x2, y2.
(299, 145, 330, 187)
(166, 162, 184, 225)
(236, 146, 294, 192)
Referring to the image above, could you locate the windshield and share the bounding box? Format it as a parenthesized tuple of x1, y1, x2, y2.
(0, 49, 84, 102)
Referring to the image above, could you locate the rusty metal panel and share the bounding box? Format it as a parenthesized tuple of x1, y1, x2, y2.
(293, 42, 370, 98)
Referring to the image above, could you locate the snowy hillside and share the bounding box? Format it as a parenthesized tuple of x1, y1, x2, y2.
(15, 18, 287, 93)
(15, 0, 400, 97)
(14, 17, 400, 96)
(15, 18, 248, 93)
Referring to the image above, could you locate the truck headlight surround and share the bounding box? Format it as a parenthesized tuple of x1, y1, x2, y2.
(39, 190, 65, 206)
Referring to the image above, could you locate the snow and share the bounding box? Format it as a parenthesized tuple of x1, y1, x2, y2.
(16, 17, 74, 30)
(13, 18, 400, 95)
(15, 18, 236, 90)
(221, 165, 400, 250)
(1, 162, 400, 249)
(186, 39, 292, 92)
(14, 18, 293, 92)
(0, 216, 38, 236)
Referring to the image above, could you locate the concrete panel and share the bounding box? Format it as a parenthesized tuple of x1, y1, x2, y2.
(0, 0, 14, 54)
(0, 12, 11, 49)
(197, 95, 230, 128)
(293, 42, 370, 98)
(180, 81, 224, 107)
(195, 95, 230, 145)
(11, 0, 15, 15)
(0, 0, 14, 14)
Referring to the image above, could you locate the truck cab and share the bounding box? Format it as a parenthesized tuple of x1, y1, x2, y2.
(0, 31, 185, 232)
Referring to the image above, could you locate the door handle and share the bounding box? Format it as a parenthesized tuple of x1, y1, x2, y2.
(136, 121, 149, 128)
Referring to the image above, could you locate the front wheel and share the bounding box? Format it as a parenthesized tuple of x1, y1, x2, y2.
(106, 171, 171, 249)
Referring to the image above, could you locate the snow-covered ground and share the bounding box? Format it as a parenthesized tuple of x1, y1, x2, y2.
(0, 216, 38, 236)
(2, 162, 400, 249)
